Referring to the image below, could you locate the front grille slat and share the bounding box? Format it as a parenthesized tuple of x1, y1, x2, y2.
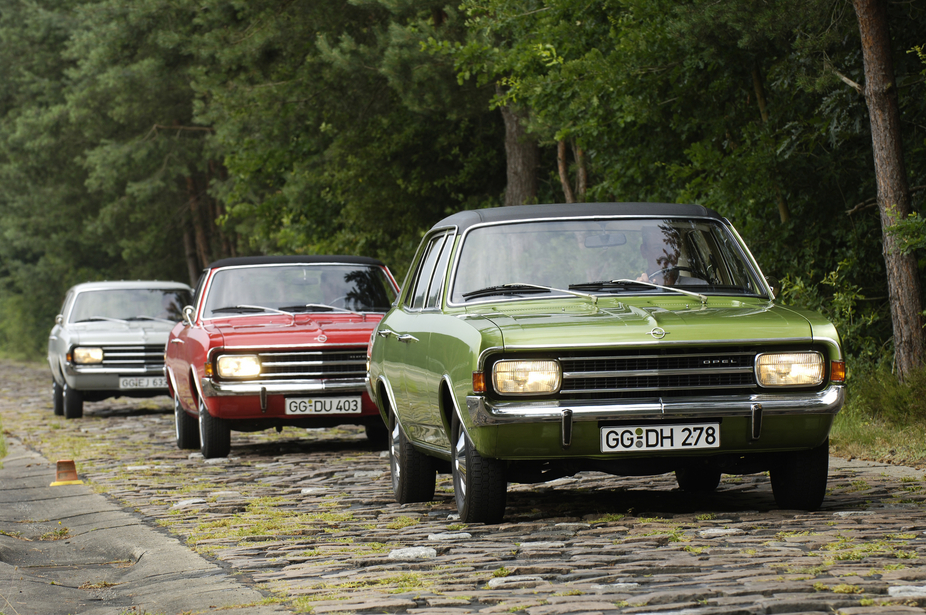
(256, 348, 367, 381)
(101, 345, 165, 370)
(552, 346, 760, 400)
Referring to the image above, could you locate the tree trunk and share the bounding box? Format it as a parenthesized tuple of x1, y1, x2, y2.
(752, 65, 790, 224)
(854, 0, 925, 379)
(182, 226, 200, 287)
(186, 175, 212, 267)
(500, 105, 538, 207)
(574, 144, 587, 202)
(557, 141, 575, 203)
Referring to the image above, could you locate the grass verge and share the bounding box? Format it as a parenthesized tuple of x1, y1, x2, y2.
(830, 364, 926, 469)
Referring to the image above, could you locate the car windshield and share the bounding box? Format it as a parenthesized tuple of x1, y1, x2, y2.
(201, 264, 397, 318)
(450, 218, 763, 303)
(70, 289, 192, 323)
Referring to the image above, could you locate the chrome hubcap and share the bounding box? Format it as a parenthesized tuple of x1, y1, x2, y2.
(454, 430, 467, 498)
(390, 421, 401, 485)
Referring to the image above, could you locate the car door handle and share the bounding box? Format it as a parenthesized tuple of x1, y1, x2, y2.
(170, 339, 184, 344)
(396, 334, 419, 343)
(377, 328, 396, 338)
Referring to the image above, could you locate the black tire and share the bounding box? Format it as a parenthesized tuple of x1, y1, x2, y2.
(62, 382, 83, 419)
(770, 438, 829, 510)
(174, 394, 200, 450)
(52, 380, 64, 416)
(365, 420, 389, 450)
(198, 398, 231, 459)
(675, 466, 722, 493)
(452, 417, 507, 524)
(389, 410, 435, 503)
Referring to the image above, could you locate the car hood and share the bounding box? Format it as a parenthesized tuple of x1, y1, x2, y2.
(470, 298, 814, 348)
(205, 313, 382, 348)
(65, 321, 176, 345)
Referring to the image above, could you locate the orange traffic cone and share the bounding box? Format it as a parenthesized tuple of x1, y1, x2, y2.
(50, 460, 83, 486)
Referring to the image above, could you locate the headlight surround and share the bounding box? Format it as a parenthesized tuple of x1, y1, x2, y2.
(72, 347, 104, 364)
(492, 359, 561, 395)
(215, 354, 261, 379)
(755, 352, 825, 387)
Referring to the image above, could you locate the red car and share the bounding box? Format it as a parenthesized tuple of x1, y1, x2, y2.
(165, 255, 400, 458)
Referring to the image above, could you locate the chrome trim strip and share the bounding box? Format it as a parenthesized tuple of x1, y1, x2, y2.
(562, 366, 754, 379)
(71, 366, 164, 375)
(201, 377, 366, 397)
(476, 339, 817, 371)
(213, 343, 368, 351)
(466, 385, 845, 426)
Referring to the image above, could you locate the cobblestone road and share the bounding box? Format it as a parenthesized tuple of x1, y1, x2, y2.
(4, 360, 926, 614)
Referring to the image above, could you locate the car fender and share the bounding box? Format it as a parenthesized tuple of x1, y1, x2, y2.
(165, 365, 178, 399)
(373, 372, 401, 427)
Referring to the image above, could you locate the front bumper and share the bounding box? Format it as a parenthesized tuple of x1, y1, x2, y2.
(64, 365, 167, 391)
(466, 384, 845, 426)
(202, 377, 367, 397)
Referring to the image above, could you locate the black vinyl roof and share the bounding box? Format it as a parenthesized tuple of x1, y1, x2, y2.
(207, 255, 387, 270)
(434, 202, 723, 233)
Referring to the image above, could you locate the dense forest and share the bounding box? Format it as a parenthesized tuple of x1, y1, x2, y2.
(1, 0, 924, 374)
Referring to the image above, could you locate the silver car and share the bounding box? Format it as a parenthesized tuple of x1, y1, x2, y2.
(48, 281, 193, 419)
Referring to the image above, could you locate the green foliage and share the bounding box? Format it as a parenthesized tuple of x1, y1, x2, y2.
(779, 259, 885, 366)
(1, 0, 925, 364)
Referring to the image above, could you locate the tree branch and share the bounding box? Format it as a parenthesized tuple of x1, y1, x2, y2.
(846, 186, 926, 215)
(832, 68, 864, 95)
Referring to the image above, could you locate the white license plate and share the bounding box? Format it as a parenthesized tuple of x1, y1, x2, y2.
(119, 376, 167, 389)
(285, 396, 362, 415)
(601, 423, 720, 453)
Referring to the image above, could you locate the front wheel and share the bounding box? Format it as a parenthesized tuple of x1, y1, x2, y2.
(452, 418, 507, 524)
(389, 411, 435, 503)
(52, 380, 64, 416)
(198, 399, 231, 459)
(175, 394, 200, 450)
(63, 382, 83, 419)
(770, 438, 829, 510)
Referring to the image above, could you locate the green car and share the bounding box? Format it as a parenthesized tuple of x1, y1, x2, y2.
(367, 203, 846, 523)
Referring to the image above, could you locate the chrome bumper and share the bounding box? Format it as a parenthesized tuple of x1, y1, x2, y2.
(201, 377, 366, 397)
(466, 385, 845, 426)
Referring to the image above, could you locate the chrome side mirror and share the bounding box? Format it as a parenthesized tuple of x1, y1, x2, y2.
(55, 314, 64, 325)
(182, 305, 195, 327)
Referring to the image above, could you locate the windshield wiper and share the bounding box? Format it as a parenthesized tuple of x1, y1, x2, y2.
(278, 303, 362, 317)
(127, 315, 174, 323)
(569, 280, 648, 292)
(573, 279, 708, 304)
(462, 283, 597, 304)
(76, 316, 128, 323)
(211, 304, 291, 315)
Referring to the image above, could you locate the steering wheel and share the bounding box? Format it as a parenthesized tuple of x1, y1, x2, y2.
(648, 266, 697, 282)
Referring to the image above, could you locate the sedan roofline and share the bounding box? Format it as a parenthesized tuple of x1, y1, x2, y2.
(206, 255, 387, 269)
(435, 202, 723, 233)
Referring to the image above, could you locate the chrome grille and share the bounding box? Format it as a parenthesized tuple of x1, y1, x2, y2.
(557, 347, 757, 399)
(101, 345, 165, 370)
(257, 347, 367, 380)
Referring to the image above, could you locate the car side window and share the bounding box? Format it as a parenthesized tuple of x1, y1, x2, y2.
(426, 234, 454, 309)
(406, 233, 447, 310)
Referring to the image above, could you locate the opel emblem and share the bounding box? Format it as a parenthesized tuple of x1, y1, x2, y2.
(649, 327, 667, 340)
(316, 334, 328, 343)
